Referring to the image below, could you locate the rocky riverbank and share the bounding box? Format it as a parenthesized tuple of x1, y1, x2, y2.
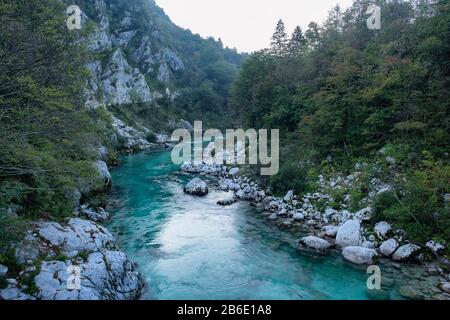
(0, 155, 146, 300)
(0, 109, 185, 300)
(0, 141, 170, 300)
(0, 218, 143, 300)
(181, 161, 450, 300)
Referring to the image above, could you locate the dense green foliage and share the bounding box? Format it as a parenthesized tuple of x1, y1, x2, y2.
(232, 0, 450, 243)
(0, 0, 113, 250)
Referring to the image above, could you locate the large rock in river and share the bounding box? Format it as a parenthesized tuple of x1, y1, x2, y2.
(183, 178, 209, 196)
(217, 192, 237, 206)
(342, 246, 379, 265)
(299, 236, 333, 251)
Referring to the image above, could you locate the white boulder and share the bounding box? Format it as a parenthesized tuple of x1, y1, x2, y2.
(439, 282, 450, 294)
(342, 246, 379, 265)
(322, 225, 339, 237)
(354, 207, 373, 222)
(0, 264, 8, 277)
(183, 178, 208, 196)
(336, 220, 361, 247)
(380, 239, 399, 257)
(228, 167, 240, 177)
(218, 178, 240, 192)
(217, 193, 237, 206)
(324, 208, 338, 218)
(78, 205, 110, 223)
(426, 240, 445, 255)
(374, 221, 392, 240)
(7, 218, 144, 300)
(95, 161, 112, 186)
(299, 236, 333, 251)
(283, 190, 294, 202)
(392, 244, 421, 262)
(362, 241, 376, 249)
(293, 212, 305, 221)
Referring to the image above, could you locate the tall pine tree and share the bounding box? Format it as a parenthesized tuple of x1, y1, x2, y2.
(305, 22, 321, 49)
(288, 26, 307, 57)
(270, 19, 288, 57)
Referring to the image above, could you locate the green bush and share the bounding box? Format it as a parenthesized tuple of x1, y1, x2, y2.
(0, 213, 26, 256)
(373, 154, 450, 243)
(268, 161, 308, 195)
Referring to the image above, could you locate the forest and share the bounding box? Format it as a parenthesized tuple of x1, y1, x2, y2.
(231, 0, 449, 244)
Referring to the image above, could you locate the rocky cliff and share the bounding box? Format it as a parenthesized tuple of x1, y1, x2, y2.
(77, 0, 242, 151)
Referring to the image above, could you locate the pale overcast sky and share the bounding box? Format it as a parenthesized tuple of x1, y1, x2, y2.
(155, 0, 355, 53)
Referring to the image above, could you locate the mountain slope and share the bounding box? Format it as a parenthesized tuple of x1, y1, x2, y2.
(77, 0, 244, 132)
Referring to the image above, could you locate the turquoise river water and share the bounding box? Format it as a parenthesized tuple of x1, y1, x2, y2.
(107, 150, 421, 300)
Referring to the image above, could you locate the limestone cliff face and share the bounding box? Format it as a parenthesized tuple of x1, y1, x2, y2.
(82, 0, 186, 110)
(78, 0, 187, 150)
(74, 0, 242, 151)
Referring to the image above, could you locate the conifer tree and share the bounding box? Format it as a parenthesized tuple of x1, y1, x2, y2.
(288, 26, 307, 57)
(270, 19, 288, 57)
(305, 22, 321, 49)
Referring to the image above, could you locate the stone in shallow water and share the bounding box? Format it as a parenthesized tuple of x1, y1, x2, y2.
(183, 178, 208, 196)
(399, 286, 425, 300)
(439, 282, 450, 293)
(426, 263, 443, 276)
(217, 193, 237, 206)
(366, 288, 391, 300)
(342, 246, 378, 265)
(392, 244, 421, 262)
(381, 276, 395, 288)
(299, 236, 333, 251)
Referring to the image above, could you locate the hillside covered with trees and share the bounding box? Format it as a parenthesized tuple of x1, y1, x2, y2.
(231, 0, 449, 245)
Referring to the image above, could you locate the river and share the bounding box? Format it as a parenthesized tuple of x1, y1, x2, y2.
(106, 150, 430, 300)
